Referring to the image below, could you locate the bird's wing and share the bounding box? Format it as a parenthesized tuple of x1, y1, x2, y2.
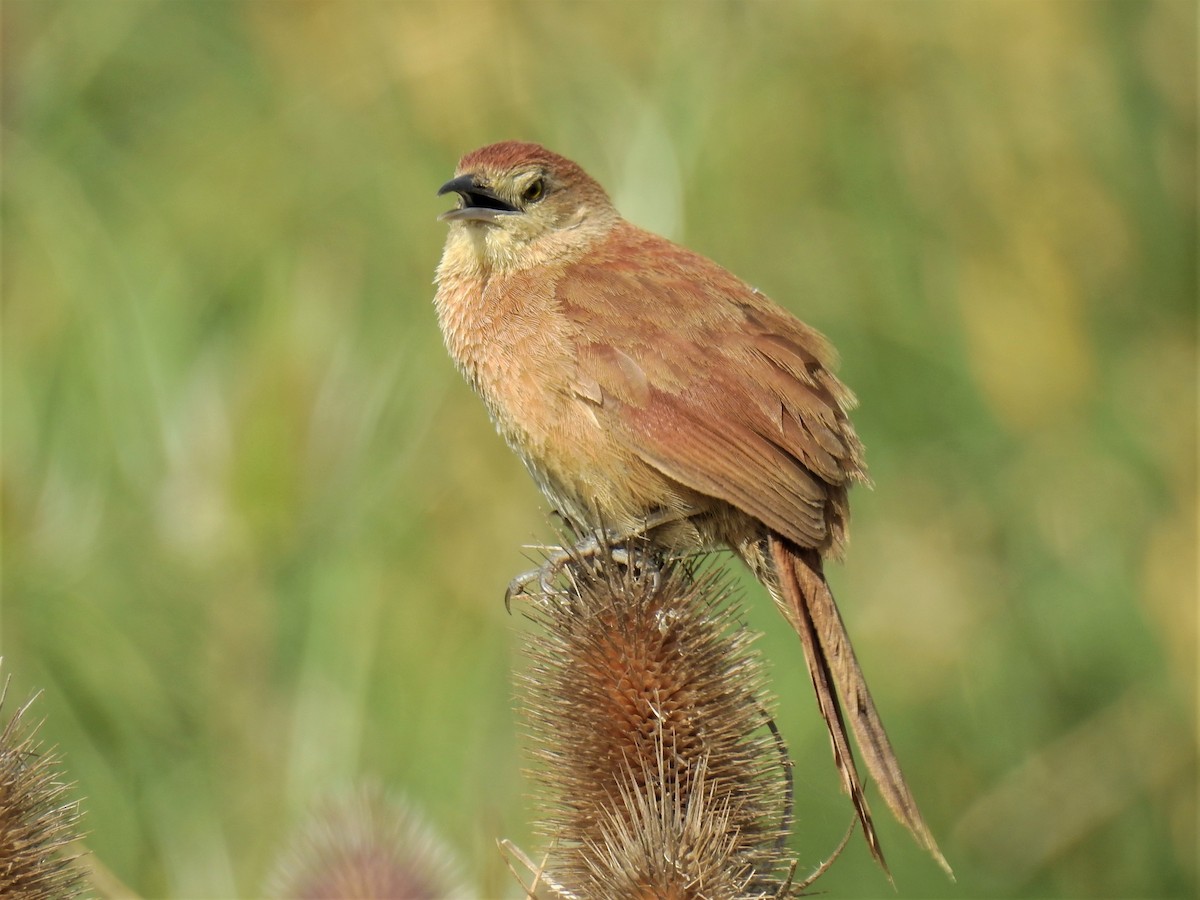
(558, 226, 867, 553)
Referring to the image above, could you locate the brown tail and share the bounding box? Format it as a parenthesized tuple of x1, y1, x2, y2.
(767, 534, 953, 879)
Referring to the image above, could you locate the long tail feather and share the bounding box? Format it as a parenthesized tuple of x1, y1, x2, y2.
(768, 534, 954, 879)
(767, 535, 890, 877)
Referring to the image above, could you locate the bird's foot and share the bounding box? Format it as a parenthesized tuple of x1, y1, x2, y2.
(505, 544, 577, 611)
(504, 530, 661, 611)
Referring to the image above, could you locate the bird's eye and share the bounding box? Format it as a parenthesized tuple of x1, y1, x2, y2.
(522, 177, 546, 204)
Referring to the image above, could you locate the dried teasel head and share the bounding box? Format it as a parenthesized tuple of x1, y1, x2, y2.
(264, 783, 470, 899)
(511, 540, 806, 899)
(0, 666, 88, 900)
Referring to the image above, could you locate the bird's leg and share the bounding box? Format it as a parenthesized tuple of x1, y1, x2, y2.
(504, 509, 684, 609)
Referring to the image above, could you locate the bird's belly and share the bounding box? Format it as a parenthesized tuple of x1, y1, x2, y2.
(506, 398, 717, 548)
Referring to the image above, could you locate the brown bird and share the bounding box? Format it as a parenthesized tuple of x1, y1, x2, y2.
(433, 141, 951, 878)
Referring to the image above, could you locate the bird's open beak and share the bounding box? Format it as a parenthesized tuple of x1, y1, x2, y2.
(438, 174, 519, 224)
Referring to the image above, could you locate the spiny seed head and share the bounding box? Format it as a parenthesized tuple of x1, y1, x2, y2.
(265, 783, 469, 900)
(515, 544, 799, 898)
(0, 671, 88, 900)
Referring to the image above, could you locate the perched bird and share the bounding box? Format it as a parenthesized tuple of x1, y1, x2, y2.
(433, 140, 950, 877)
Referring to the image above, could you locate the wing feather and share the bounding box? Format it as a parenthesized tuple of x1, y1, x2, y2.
(560, 224, 867, 553)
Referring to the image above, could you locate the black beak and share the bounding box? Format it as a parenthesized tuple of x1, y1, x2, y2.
(437, 174, 518, 223)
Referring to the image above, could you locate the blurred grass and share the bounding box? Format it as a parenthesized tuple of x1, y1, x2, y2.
(2, 1, 1195, 897)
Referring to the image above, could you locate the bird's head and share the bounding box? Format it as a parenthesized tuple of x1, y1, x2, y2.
(437, 142, 617, 271)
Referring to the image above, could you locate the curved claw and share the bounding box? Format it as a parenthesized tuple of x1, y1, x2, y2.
(504, 568, 542, 613)
(504, 550, 572, 611)
(503, 582, 519, 614)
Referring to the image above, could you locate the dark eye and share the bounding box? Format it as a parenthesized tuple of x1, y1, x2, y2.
(522, 177, 545, 204)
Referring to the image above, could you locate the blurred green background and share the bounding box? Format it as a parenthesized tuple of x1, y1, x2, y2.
(3, 1, 1195, 897)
